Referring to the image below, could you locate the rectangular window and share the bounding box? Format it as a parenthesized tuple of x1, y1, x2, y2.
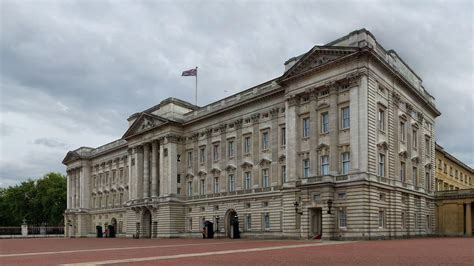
(245, 214, 252, 230)
(341, 107, 350, 129)
(379, 209, 385, 228)
(303, 159, 310, 178)
(281, 127, 286, 146)
(187, 151, 193, 167)
(199, 147, 205, 164)
(413, 166, 418, 186)
(378, 153, 385, 177)
(264, 213, 270, 229)
(227, 140, 234, 157)
(281, 165, 287, 183)
(303, 118, 310, 138)
(378, 109, 385, 131)
(443, 163, 447, 174)
(200, 179, 205, 195)
(244, 136, 251, 154)
(338, 208, 347, 228)
(401, 212, 406, 229)
(188, 218, 192, 231)
(425, 137, 430, 156)
(262, 169, 269, 188)
(244, 172, 252, 190)
(213, 144, 219, 161)
(321, 112, 329, 133)
(262, 132, 269, 150)
(341, 152, 350, 175)
(321, 156, 329, 176)
(400, 121, 406, 142)
(214, 177, 220, 193)
(228, 174, 235, 192)
(425, 170, 431, 191)
(412, 129, 417, 148)
(400, 161, 406, 182)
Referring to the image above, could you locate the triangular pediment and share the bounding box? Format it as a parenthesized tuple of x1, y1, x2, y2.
(279, 46, 358, 83)
(122, 113, 168, 139)
(62, 151, 81, 165)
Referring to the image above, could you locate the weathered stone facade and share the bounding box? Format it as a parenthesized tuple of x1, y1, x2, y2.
(63, 29, 440, 240)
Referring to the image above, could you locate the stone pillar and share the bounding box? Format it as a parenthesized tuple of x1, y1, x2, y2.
(285, 95, 299, 184)
(466, 202, 472, 236)
(21, 221, 28, 237)
(143, 143, 150, 198)
(71, 171, 76, 208)
(328, 83, 339, 175)
(151, 141, 159, 197)
(76, 169, 80, 208)
(128, 148, 135, 200)
(66, 171, 71, 209)
(309, 89, 318, 175)
(137, 146, 144, 199)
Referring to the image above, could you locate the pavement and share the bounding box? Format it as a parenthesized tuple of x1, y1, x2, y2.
(0, 237, 473, 265)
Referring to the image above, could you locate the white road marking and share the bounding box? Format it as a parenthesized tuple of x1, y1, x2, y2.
(62, 241, 351, 266)
(0, 241, 244, 258)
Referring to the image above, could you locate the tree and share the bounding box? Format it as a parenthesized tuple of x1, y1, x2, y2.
(0, 172, 66, 226)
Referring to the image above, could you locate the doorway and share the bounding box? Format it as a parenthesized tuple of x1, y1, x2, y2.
(310, 208, 322, 238)
(225, 209, 240, 239)
(142, 209, 152, 238)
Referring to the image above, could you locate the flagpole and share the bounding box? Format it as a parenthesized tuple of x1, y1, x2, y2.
(195, 66, 198, 106)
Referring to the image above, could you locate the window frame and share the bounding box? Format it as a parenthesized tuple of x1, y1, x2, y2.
(341, 152, 350, 175)
(341, 106, 350, 129)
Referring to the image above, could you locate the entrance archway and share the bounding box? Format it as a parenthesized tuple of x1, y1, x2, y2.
(142, 209, 152, 238)
(110, 218, 117, 237)
(224, 209, 240, 239)
(310, 208, 322, 239)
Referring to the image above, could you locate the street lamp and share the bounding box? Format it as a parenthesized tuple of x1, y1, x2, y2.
(293, 201, 303, 215)
(327, 199, 333, 214)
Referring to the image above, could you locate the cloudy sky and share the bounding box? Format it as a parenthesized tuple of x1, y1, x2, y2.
(0, 0, 472, 187)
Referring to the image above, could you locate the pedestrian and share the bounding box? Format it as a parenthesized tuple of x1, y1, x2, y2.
(105, 228, 109, 238)
(202, 227, 206, 239)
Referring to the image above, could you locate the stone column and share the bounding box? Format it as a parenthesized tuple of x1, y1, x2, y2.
(71, 170, 76, 208)
(328, 83, 339, 175)
(128, 148, 135, 200)
(309, 89, 318, 175)
(285, 95, 299, 184)
(137, 146, 144, 199)
(143, 143, 150, 199)
(66, 171, 71, 209)
(76, 169, 81, 208)
(466, 202, 472, 236)
(151, 141, 159, 197)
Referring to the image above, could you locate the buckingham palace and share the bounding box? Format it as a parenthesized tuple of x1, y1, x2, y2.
(63, 29, 441, 240)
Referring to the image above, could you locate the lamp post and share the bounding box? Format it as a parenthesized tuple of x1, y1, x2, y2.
(327, 199, 333, 214)
(293, 201, 303, 215)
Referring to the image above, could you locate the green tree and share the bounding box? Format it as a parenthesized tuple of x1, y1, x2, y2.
(0, 172, 66, 226)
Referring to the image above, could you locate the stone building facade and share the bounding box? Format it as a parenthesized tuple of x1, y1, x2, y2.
(63, 29, 441, 240)
(435, 143, 473, 191)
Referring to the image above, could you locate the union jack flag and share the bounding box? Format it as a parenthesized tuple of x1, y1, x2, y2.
(181, 68, 197, 76)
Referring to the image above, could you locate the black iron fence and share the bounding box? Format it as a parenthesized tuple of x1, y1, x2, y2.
(0, 226, 21, 235)
(28, 226, 64, 235)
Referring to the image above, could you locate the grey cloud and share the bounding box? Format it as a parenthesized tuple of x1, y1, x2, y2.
(33, 138, 68, 149)
(0, 0, 472, 186)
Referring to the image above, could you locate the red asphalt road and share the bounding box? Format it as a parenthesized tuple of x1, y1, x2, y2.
(0, 237, 473, 265)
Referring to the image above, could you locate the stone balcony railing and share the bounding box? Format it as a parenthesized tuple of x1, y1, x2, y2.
(186, 185, 281, 201)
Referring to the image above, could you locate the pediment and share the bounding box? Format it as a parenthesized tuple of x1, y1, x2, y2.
(279, 46, 358, 83)
(62, 151, 81, 165)
(258, 158, 272, 166)
(225, 164, 237, 172)
(240, 161, 254, 169)
(211, 168, 221, 175)
(122, 113, 168, 139)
